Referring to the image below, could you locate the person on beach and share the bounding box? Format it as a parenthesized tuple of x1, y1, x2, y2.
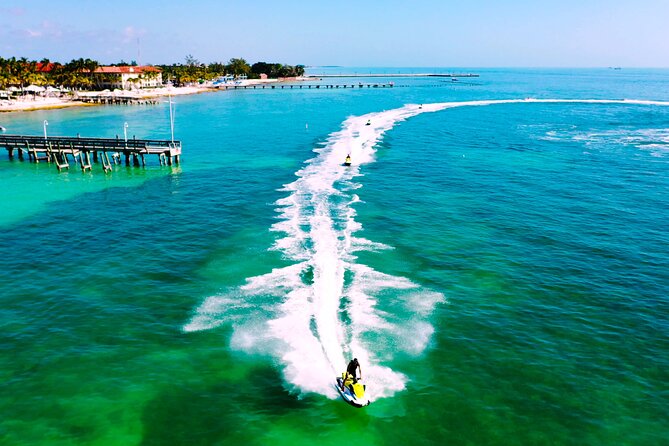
(366, 120, 371, 126)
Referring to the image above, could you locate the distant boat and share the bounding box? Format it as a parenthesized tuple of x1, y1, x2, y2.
(0, 126, 6, 132)
(213, 75, 234, 86)
(213, 74, 249, 87)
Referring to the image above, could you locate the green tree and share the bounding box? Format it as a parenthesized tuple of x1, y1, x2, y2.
(226, 58, 251, 76)
(185, 54, 199, 67)
(209, 62, 227, 75)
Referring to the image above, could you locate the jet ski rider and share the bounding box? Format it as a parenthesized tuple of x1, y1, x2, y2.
(346, 358, 362, 383)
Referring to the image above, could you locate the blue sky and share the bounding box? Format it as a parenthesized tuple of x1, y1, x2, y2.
(1, 0, 668, 67)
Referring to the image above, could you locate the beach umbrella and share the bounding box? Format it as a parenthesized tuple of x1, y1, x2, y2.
(24, 85, 46, 92)
(44, 86, 61, 98)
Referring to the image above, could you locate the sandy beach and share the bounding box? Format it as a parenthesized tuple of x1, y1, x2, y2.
(0, 85, 220, 113)
(0, 78, 302, 113)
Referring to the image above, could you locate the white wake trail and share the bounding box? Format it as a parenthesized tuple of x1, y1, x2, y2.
(185, 98, 669, 400)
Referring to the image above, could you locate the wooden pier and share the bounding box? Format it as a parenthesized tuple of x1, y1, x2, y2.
(0, 134, 181, 172)
(306, 73, 480, 78)
(216, 78, 480, 91)
(217, 82, 397, 90)
(76, 96, 160, 106)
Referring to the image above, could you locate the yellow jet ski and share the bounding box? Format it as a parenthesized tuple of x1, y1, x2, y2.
(335, 372, 370, 408)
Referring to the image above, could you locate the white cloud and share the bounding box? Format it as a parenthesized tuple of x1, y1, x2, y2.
(22, 21, 63, 39)
(24, 29, 42, 38)
(122, 26, 147, 44)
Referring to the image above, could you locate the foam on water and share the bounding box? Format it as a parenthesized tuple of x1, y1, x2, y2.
(185, 98, 669, 400)
(185, 103, 448, 399)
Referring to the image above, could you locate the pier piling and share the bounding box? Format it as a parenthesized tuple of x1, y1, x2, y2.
(1, 134, 182, 173)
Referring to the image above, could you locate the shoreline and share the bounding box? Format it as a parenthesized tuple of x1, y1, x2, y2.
(0, 85, 217, 114)
(0, 78, 305, 114)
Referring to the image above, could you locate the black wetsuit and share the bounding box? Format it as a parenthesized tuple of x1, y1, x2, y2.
(346, 359, 360, 378)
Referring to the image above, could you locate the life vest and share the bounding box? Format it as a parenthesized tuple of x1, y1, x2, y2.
(342, 371, 354, 388)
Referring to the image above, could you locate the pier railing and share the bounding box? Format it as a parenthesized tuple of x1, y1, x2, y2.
(0, 134, 181, 172)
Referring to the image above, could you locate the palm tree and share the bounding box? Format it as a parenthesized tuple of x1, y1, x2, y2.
(60, 58, 97, 90)
(25, 72, 47, 86)
(141, 69, 160, 87)
(0, 58, 8, 88)
(83, 58, 99, 75)
(227, 58, 251, 77)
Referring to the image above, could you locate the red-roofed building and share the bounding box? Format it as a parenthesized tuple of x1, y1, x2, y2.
(35, 62, 58, 73)
(93, 66, 162, 90)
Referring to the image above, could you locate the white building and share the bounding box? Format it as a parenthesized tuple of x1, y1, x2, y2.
(93, 66, 163, 90)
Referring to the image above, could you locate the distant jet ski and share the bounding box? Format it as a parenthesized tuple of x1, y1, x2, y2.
(0, 126, 6, 132)
(344, 154, 351, 166)
(335, 372, 370, 408)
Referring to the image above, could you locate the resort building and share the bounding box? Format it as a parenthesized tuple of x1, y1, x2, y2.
(93, 66, 163, 90)
(35, 62, 57, 73)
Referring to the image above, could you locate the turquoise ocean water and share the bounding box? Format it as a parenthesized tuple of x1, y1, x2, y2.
(1, 68, 668, 445)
